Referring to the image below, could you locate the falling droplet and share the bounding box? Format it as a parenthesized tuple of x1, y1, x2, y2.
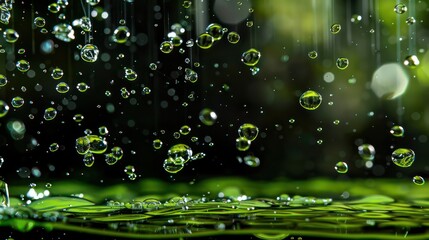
(391, 148, 415, 167)
(196, 33, 214, 49)
(390, 125, 404, 137)
(80, 44, 99, 62)
(394, 3, 407, 14)
(336, 57, 349, 70)
(413, 176, 425, 186)
(335, 161, 348, 173)
(330, 23, 341, 34)
(299, 90, 322, 110)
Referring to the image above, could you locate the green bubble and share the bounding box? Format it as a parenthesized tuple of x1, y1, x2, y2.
(83, 152, 94, 167)
(16, 60, 30, 72)
(48, 3, 60, 13)
(238, 123, 259, 141)
(185, 68, 198, 83)
(34, 17, 46, 27)
(390, 125, 404, 137)
(358, 144, 376, 161)
(73, 114, 84, 123)
(196, 33, 214, 49)
(330, 23, 341, 34)
(51, 67, 64, 80)
(163, 157, 184, 174)
(170, 35, 183, 47)
(227, 31, 240, 44)
(153, 139, 163, 149)
(49, 143, 59, 152)
(182, 0, 192, 8)
(124, 68, 137, 81)
(80, 44, 99, 62)
(391, 148, 415, 167)
(0, 74, 7, 87)
(76, 82, 90, 92)
(0, 100, 9, 118)
(98, 126, 109, 136)
(299, 90, 322, 110)
(236, 137, 251, 151)
(3, 29, 19, 43)
(105, 153, 117, 165)
(179, 125, 191, 135)
(160, 41, 173, 53)
(308, 50, 318, 59)
(76, 137, 90, 155)
(206, 23, 224, 41)
(44, 107, 57, 121)
(413, 176, 425, 185)
(168, 144, 193, 163)
(403, 55, 419, 68)
(56, 82, 70, 93)
(112, 26, 130, 44)
(111, 146, 123, 160)
(87, 135, 108, 154)
(335, 161, 348, 173)
(244, 155, 260, 167)
(336, 57, 349, 70)
(394, 3, 407, 14)
(199, 108, 217, 126)
(11, 96, 24, 108)
(241, 48, 261, 66)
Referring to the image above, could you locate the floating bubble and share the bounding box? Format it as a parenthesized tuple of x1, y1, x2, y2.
(49, 143, 59, 152)
(308, 50, 318, 59)
(149, 63, 157, 70)
(336, 57, 349, 70)
(0, 6, 11, 24)
(196, 33, 214, 49)
(413, 176, 425, 186)
(124, 165, 135, 174)
(142, 87, 151, 95)
(53, 23, 75, 42)
(394, 3, 407, 14)
(51, 68, 64, 79)
(206, 23, 224, 41)
(391, 148, 415, 167)
(40, 39, 55, 54)
(160, 41, 174, 53)
(111, 146, 123, 160)
(11, 96, 24, 108)
(191, 152, 206, 161)
(199, 108, 217, 126)
(170, 34, 183, 47)
(179, 125, 191, 135)
(34, 17, 46, 27)
(390, 125, 404, 137)
(153, 139, 163, 149)
(76, 136, 90, 155)
(87, 135, 108, 154)
(124, 68, 137, 81)
(0, 100, 9, 118)
(185, 68, 198, 83)
(333, 120, 340, 125)
(3, 29, 19, 43)
(246, 21, 254, 27)
(105, 153, 118, 165)
(168, 144, 193, 163)
(299, 90, 322, 110)
(244, 155, 260, 167)
(48, 3, 60, 13)
(350, 14, 362, 23)
(43, 107, 57, 121)
(227, 31, 240, 44)
(236, 137, 251, 151)
(16, 60, 30, 72)
(113, 26, 130, 44)
(0, 74, 7, 87)
(80, 44, 99, 62)
(330, 23, 341, 34)
(98, 126, 109, 136)
(406, 17, 416, 25)
(403, 55, 420, 68)
(371, 63, 409, 100)
(72, 17, 92, 32)
(86, 0, 100, 6)
(83, 153, 94, 167)
(335, 161, 348, 173)
(76, 82, 90, 92)
(358, 144, 375, 161)
(73, 114, 84, 122)
(7, 120, 26, 140)
(241, 48, 261, 66)
(182, 0, 192, 8)
(238, 123, 259, 141)
(163, 157, 184, 174)
(56, 82, 70, 93)
(0, 180, 9, 207)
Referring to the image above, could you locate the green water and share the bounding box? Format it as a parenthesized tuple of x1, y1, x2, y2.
(1, 178, 429, 239)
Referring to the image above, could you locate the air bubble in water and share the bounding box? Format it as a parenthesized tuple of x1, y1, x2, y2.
(406, 17, 416, 25)
(153, 139, 163, 149)
(149, 63, 157, 70)
(124, 68, 138, 81)
(413, 176, 425, 185)
(53, 23, 75, 42)
(330, 23, 341, 34)
(179, 125, 191, 135)
(236, 137, 251, 151)
(160, 41, 174, 53)
(336, 57, 349, 70)
(335, 162, 348, 173)
(185, 68, 198, 83)
(227, 32, 240, 44)
(238, 123, 259, 141)
(11, 96, 24, 108)
(3, 29, 19, 43)
(51, 67, 64, 79)
(182, 1, 192, 8)
(350, 14, 362, 23)
(391, 148, 415, 167)
(244, 155, 260, 167)
(199, 108, 217, 126)
(163, 157, 184, 174)
(113, 26, 130, 44)
(83, 153, 94, 167)
(358, 144, 375, 161)
(394, 3, 407, 14)
(308, 50, 318, 59)
(76, 136, 90, 155)
(16, 60, 30, 72)
(56, 82, 70, 93)
(168, 144, 193, 163)
(86, 0, 100, 6)
(299, 90, 322, 110)
(48, 3, 60, 13)
(34, 17, 46, 27)
(49, 143, 59, 152)
(0, 100, 9, 118)
(390, 125, 404, 137)
(196, 33, 214, 49)
(80, 44, 99, 62)
(44, 107, 57, 121)
(76, 82, 90, 92)
(206, 23, 224, 41)
(0, 74, 7, 87)
(241, 48, 261, 66)
(87, 135, 108, 154)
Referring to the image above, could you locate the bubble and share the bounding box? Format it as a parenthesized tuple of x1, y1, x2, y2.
(182, 0, 192, 8)
(236, 137, 251, 151)
(0, 100, 9, 118)
(316, 139, 323, 144)
(124, 165, 135, 174)
(87, 135, 108, 154)
(83, 153, 94, 167)
(34, 17, 46, 27)
(406, 16, 416, 25)
(246, 21, 254, 27)
(226, 31, 240, 44)
(371, 63, 409, 100)
(413, 176, 425, 186)
(358, 144, 375, 161)
(199, 108, 217, 126)
(0, 74, 7, 87)
(390, 125, 404, 137)
(53, 23, 75, 42)
(11, 96, 24, 108)
(142, 87, 151, 95)
(238, 123, 259, 141)
(403, 55, 420, 68)
(76, 82, 90, 92)
(120, 87, 130, 98)
(124, 68, 138, 81)
(168, 144, 193, 163)
(73, 114, 84, 122)
(73, 17, 92, 32)
(3, 29, 19, 43)
(206, 23, 224, 41)
(17, 48, 25, 54)
(43, 107, 57, 121)
(160, 41, 174, 54)
(51, 68, 64, 80)
(0, 157, 4, 168)
(110, 146, 123, 161)
(185, 68, 198, 83)
(113, 26, 130, 44)
(241, 48, 261, 66)
(335, 161, 348, 173)
(299, 90, 322, 110)
(350, 14, 362, 23)
(333, 120, 340, 125)
(330, 23, 341, 34)
(153, 139, 163, 149)
(0, 6, 11, 24)
(76, 136, 90, 155)
(391, 148, 415, 167)
(86, 0, 100, 6)
(308, 50, 318, 59)
(98, 126, 109, 136)
(196, 33, 214, 49)
(49, 143, 59, 152)
(394, 3, 407, 14)
(48, 3, 60, 13)
(179, 125, 191, 135)
(336, 57, 349, 70)
(163, 157, 184, 174)
(16, 60, 30, 72)
(56, 82, 70, 93)
(170, 35, 183, 47)
(149, 63, 157, 70)
(243, 155, 260, 167)
(105, 153, 117, 165)
(80, 44, 99, 62)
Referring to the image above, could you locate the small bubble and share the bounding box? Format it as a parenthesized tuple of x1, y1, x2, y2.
(316, 139, 323, 145)
(11, 96, 24, 108)
(179, 125, 191, 135)
(330, 23, 341, 34)
(44, 107, 57, 121)
(308, 50, 318, 59)
(160, 41, 174, 53)
(34, 17, 46, 27)
(206, 23, 224, 41)
(153, 139, 163, 149)
(48, 3, 60, 13)
(236, 137, 251, 151)
(299, 90, 322, 110)
(243, 155, 260, 167)
(76, 82, 90, 92)
(149, 63, 157, 70)
(406, 16, 416, 25)
(238, 123, 259, 141)
(199, 108, 217, 126)
(350, 14, 362, 23)
(241, 48, 261, 66)
(112, 26, 130, 44)
(196, 33, 214, 49)
(413, 176, 425, 185)
(390, 125, 404, 137)
(99, 126, 109, 136)
(0, 100, 9, 118)
(0, 74, 7, 87)
(227, 32, 240, 44)
(358, 144, 376, 161)
(86, 0, 100, 6)
(56, 82, 70, 93)
(80, 44, 99, 62)
(394, 3, 407, 14)
(246, 21, 254, 27)
(49, 143, 59, 152)
(336, 57, 349, 70)
(333, 120, 340, 125)
(83, 153, 94, 167)
(173, 132, 181, 139)
(163, 157, 184, 174)
(51, 67, 64, 80)
(16, 60, 30, 72)
(335, 161, 348, 173)
(124, 68, 138, 81)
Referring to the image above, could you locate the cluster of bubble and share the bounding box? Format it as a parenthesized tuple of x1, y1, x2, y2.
(234, 124, 260, 167)
(163, 143, 205, 174)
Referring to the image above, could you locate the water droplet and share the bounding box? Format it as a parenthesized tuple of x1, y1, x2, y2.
(98, 126, 109, 136)
(394, 3, 407, 14)
(49, 143, 59, 152)
(413, 176, 425, 185)
(391, 148, 415, 167)
(206, 23, 224, 41)
(199, 108, 217, 126)
(153, 139, 163, 149)
(11, 96, 24, 108)
(406, 16, 416, 25)
(73, 17, 92, 32)
(80, 44, 99, 62)
(111, 146, 123, 160)
(16, 59, 30, 72)
(124, 68, 138, 81)
(168, 144, 193, 163)
(335, 161, 348, 173)
(241, 48, 261, 66)
(196, 33, 214, 49)
(124, 165, 135, 174)
(243, 155, 260, 167)
(44, 107, 57, 121)
(76, 136, 90, 155)
(236, 137, 251, 151)
(336, 57, 349, 70)
(170, 34, 183, 47)
(105, 153, 118, 165)
(182, 0, 192, 8)
(76, 82, 90, 92)
(149, 63, 157, 70)
(179, 125, 191, 135)
(371, 63, 409, 100)
(316, 139, 323, 144)
(173, 132, 181, 139)
(403, 55, 420, 68)
(34, 17, 46, 27)
(86, 0, 100, 6)
(185, 68, 198, 83)
(56, 82, 70, 93)
(51, 67, 64, 80)
(238, 123, 259, 141)
(333, 120, 340, 125)
(191, 136, 198, 142)
(358, 144, 376, 161)
(308, 50, 318, 59)
(350, 14, 362, 23)
(113, 26, 130, 44)
(330, 23, 341, 34)
(246, 21, 254, 27)
(0, 74, 7, 87)
(48, 3, 60, 13)
(142, 87, 151, 95)
(73, 114, 84, 122)
(163, 157, 184, 173)
(53, 23, 75, 42)
(0, 100, 10, 118)
(160, 41, 174, 53)
(299, 90, 322, 110)
(390, 125, 404, 137)
(83, 152, 94, 167)
(3, 29, 19, 43)
(227, 31, 240, 44)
